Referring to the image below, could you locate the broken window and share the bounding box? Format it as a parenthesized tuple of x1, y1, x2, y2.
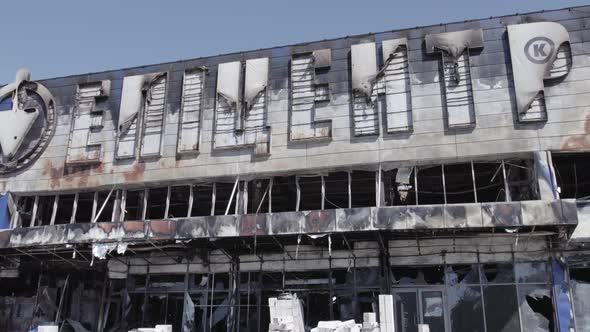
(515, 262, 550, 284)
(124, 189, 145, 221)
(75, 192, 94, 223)
(53, 194, 75, 225)
(416, 166, 445, 205)
(298, 176, 323, 211)
(271, 176, 298, 213)
(95, 191, 115, 223)
(481, 263, 515, 284)
(146, 187, 167, 219)
(392, 266, 445, 286)
(552, 153, 590, 199)
(350, 171, 377, 208)
(569, 268, 590, 332)
(214, 182, 238, 216)
(482, 285, 521, 332)
(324, 172, 349, 209)
(35, 195, 55, 226)
(518, 285, 554, 332)
(383, 168, 415, 206)
(247, 179, 270, 214)
(446, 265, 485, 332)
(505, 159, 537, 201)
(473, 162, 506, 202)
(15, 196, 35, 227)
(191, 184, 214, 217)
(168, 186, 190, 219)
(444, 163, 476, 204)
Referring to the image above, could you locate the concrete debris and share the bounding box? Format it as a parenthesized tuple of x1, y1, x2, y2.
(268, 293, 305, 332)
(311, 320, 361, 332)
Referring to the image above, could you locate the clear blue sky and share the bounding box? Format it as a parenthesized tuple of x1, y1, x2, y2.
(1, 0, 588, 82)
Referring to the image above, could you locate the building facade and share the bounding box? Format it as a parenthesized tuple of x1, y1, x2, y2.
(0, 5, 590, 332)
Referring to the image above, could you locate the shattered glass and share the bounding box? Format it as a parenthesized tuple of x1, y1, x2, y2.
(517, 285, 553, 332)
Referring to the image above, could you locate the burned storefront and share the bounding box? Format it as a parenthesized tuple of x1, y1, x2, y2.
(1, 5, 590, 332)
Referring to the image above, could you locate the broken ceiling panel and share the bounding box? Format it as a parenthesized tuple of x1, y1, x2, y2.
(507, 22, 571, 121)
(425, 29, 483, 128)
(289, 52, 332, 141)
(66, 81, 110, 165)
(214, 58, 271, 156)
(177, 68, 206, 156)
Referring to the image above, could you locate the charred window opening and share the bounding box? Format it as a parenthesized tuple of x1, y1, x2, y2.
(298, 176, 322, 211)
(417, 166, 445, 205)
(271, 176, 297, 213)
(324, 172, 349, 209)
(247, 179, 270, 214)
(505, 159, 537, 201)
(124, 189, 145, 221)
(191, 184, 213, 217)
(553, 153, 590, 199)
(54, 194, 75, 224)
(146, 187, 167, 219)
(95, 191, 115, 223)
(392, 266, 445, 285)
(35, 195, 55, 226)
(76, 192, 94, 223)
(350, 170, 376, 208)
(168, 186, 190, 218)
(16, 196, 35, 227)
(444, 163, 476, 204)
(214, 182, 237, 216)
(383, 168, 415, 206)
(473, 162, 506, 202)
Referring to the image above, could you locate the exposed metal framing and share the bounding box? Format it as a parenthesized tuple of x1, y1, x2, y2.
(471, 161, 478, 203)
(321, 176, 326, 210)
(71, 193, 79, 224)
(295, 176, 301, 212)
(211, 183, 216, 216)
(442, 164, 447, 204)
(188, 185, 195, 218)
(414, 166, 419, 205)
(502, 160, 511, 202)
(348, 172, 352, 209)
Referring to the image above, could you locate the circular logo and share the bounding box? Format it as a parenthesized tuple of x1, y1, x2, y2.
(524, 37, 555, 64)
(0, 69, 56, 174)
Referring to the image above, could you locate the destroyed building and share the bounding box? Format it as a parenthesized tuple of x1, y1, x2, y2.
(1, 5, 590, 332)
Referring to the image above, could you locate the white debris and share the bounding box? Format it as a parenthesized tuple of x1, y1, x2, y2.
(268, 293, 305, 332)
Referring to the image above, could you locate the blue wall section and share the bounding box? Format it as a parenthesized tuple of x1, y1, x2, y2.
(552, 260, 575, 332)
(0, 193, 9, 229)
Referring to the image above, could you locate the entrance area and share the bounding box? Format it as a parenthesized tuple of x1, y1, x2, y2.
(393, 289, 446, 332)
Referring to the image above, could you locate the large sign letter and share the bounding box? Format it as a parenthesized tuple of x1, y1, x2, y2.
(116, 73, 168, 159)
(290, 50, 332, 141)
(425, 29, 483, 128)
(351, 39, 413, 136)
(177, 68, 206, 156)
(66, 81, 110, 165)
(214, 58, 271, 156)
(508, 22, 571, 122)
